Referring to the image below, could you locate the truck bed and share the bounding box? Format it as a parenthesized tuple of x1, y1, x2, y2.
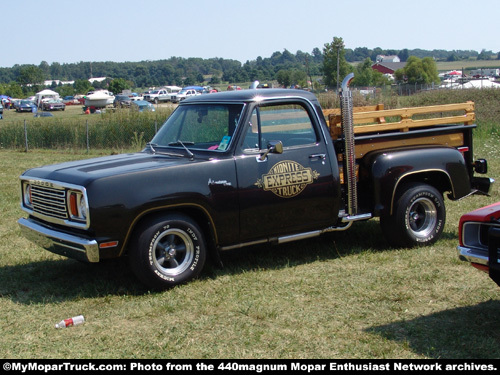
(324, 102, 475, 160)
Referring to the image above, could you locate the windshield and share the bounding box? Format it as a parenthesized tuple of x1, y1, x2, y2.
(151, 103, 244, 152)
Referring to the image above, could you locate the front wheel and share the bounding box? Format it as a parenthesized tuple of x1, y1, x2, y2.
(380, 183, 445, 248)
(129, 214, 207, 289)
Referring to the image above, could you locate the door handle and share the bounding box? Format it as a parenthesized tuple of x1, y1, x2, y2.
(309, 153, 326, 160)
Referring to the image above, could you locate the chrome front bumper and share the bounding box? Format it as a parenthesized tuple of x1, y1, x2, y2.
(18, 217, 99, 263)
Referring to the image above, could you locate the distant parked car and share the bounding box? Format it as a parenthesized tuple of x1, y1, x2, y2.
(131, 100, 155, 112)
(17, 100, 37, 112)
(42, 99, 66, 111)
(62, 96, 82, 105)
(114, 95, 132, 108)
(458, 201, 500, 287)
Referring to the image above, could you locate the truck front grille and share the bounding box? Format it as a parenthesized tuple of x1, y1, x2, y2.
(31, 185, 68, 220)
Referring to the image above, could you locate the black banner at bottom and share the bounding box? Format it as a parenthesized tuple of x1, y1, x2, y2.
(1, 359, 498, 373)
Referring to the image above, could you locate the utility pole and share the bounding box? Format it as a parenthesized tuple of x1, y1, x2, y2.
(335, 39, 345, 94)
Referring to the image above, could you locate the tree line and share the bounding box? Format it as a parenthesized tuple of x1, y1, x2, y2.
(1, 39, 498, 98)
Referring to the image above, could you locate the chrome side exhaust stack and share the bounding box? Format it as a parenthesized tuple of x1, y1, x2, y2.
(340, 73, 358, 217)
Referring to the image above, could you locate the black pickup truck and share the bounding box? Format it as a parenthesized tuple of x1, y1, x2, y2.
(18, 76, 492, 289)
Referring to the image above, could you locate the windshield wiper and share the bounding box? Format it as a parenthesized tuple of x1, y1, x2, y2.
(168, 141, 195, 146)
(170, 140, 194, 159)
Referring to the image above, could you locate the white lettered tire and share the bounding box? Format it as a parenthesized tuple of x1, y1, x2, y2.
(381, 183, 446, 248)
(129, 213, 206, 289)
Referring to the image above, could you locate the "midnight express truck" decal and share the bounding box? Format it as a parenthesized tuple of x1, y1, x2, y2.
(255, 160, 320, 198)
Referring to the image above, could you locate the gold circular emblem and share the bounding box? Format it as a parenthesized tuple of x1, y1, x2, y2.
(255, 160, 320, 198)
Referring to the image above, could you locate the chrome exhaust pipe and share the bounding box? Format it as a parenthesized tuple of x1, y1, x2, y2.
(340, 73, 357, 216)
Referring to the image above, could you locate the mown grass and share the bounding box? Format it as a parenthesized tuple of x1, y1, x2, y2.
(1, 90, 500, 359)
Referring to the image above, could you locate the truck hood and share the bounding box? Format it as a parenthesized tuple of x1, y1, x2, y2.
(21, 152, 198, 187)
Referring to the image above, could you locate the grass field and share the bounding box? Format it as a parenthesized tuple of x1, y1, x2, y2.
(436, 60, 500, 72)
(1, 91, 500, 359)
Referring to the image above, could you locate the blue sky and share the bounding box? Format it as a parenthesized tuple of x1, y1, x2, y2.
(2, 0, 499, 68)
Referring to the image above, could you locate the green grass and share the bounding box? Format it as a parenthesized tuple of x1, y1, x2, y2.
(0, 104, 174, 151)
(1, 91, 500, 359)
(436, 60, 500, 72)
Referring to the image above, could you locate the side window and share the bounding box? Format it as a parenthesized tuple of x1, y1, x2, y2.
(242, 103, 317, 150)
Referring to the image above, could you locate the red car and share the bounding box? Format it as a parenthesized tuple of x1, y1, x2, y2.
(458, 201, 500, 286)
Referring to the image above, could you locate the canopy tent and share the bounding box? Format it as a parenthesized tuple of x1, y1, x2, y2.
(35, 89, 60, 107)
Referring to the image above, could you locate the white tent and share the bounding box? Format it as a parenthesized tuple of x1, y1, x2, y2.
(452, 79, 500, 89)
(35, 89, 60, 107)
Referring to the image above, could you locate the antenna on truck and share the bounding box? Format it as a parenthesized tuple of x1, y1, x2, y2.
(340, 73, 358, 217)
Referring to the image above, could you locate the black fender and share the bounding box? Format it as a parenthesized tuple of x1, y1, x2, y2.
(362, 145, 471, 217)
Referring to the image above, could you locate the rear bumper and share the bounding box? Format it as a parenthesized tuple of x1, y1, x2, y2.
(18, 217, 99, 263)
(471, 177, 495, 195)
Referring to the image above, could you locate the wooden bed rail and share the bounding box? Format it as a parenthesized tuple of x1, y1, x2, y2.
(324, 101, 475, 139)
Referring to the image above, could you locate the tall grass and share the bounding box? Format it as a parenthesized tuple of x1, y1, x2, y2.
(0, 107, 174, 151)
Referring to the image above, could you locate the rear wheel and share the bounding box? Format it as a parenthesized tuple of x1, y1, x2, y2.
(381, 183, 445, 248)
(129, 213, 206, 289)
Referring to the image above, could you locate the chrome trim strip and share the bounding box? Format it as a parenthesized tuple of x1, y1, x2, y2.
(219, 239, 268, 251)
(18, 217, 99, 262)
(278, 230, 322, 244)
(219, 223, 355, 251)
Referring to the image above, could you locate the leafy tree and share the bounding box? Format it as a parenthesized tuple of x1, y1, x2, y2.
(276, 70, 291, 87)
(354, 58, 391, 87)
(17, 65, 45, 87)
(1, 82, 23, 98)
(478, 49, 493, 60)
(354, 58, 374, 86)
(74, 79, 92, 94)
(396, 56, 439, 84)
(109, 78, 130, 94)
(210, 75, 221, 84)
(312, 47, 323, 63)
(323, 37, 352, 90)
(39, 61, 50, 78)
(55, 85, 75, 97)
(398, 49, 409, 62)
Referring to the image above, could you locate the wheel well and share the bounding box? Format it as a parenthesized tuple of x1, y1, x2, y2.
(397, 171, 452, 196)
(389, 171, 451, 215)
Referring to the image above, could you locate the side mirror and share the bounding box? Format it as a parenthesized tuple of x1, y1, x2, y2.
(259, 140, 283, 161)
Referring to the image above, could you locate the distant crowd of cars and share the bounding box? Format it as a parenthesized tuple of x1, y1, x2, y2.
(1, 84, 231, 118)
(1, 97, 68, 114)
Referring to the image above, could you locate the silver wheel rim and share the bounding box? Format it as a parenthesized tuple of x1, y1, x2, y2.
(152, 228, 194, 277)
(407, 197, 437, 238)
